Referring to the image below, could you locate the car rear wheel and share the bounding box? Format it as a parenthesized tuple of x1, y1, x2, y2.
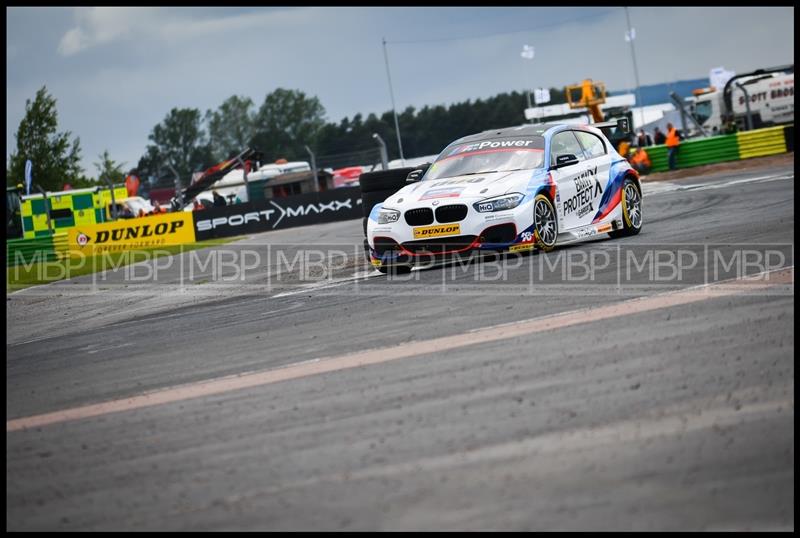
(533, 194, 558, 251)
(609, 176, 642, 238)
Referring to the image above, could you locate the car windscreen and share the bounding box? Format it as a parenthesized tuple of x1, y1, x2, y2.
(426, 137, 546, 181)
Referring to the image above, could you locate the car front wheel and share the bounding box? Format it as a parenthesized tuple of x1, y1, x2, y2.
(533, 194, 558, 252)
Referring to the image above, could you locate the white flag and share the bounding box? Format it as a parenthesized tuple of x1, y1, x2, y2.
(521, 44, 535, 60)
(534, 88, 551, 105)
(625, 28, 636, 42)
(709, 66, 735, 90)
(24, 159, 32, 195)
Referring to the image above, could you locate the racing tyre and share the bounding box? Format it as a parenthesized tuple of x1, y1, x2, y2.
(533, 194, 558, 252)
(609, 176, 642, 238)
(359, 168, 416, 194)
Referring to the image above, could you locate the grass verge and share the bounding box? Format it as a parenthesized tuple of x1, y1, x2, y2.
(7, 236, 241, 292)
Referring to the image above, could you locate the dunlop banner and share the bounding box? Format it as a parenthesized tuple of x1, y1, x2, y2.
(67, 212, 196, 255)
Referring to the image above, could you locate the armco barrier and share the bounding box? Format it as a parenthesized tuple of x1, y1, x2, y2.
(193, 187, 363, 241)
(641, 124, 792, 173)
(6, 233, 68, 267)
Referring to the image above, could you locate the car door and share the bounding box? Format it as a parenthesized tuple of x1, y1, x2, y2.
(548, 130, 590, 232)
(574, 129, 612, 224)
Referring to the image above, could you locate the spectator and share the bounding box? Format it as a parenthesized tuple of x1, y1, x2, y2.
(212, 190, 227, 207)
(618, 139, 631, 158)
(653, 127, 666, 145)
(630, 147, 652, 176)
(636, 129, 652, 147)
(665, 122, 682, 170)
(120, 205, 134, 219)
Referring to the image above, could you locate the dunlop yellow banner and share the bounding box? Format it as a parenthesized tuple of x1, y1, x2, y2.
(67, 213, 196, 255)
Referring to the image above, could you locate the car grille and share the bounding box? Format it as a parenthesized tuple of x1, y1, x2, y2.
(435, 204, 468, 223)
(401, 235, 478, 254)
(404, 207, 434, 226)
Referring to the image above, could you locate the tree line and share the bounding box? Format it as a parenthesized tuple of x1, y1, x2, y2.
(7, 85, 571, 192)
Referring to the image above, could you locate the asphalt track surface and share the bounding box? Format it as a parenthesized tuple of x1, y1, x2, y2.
(6, 162, 794, 530)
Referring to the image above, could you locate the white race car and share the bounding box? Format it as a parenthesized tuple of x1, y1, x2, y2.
(366, 120, 642, 273)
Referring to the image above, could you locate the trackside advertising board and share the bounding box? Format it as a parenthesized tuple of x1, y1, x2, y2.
(193, 187, 363, 240)
(67, 212, 196, 255)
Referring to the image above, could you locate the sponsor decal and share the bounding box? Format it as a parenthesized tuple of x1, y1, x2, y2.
(573, 225, 597, 239)
(509, 243, 534, 253)
(413, 223, 461, 239)
(450, 139, 536, 155)
(484, 213, 512, 222)
(430, 177, 485, 186)
(371, 258, 383, 267)
(419, 187, 465, 200)
(68, 213, 196, 254)
(562, 166, 602, 219)
(520, 231, 534, 243)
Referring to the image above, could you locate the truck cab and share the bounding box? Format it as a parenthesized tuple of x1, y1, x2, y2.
(690, 69, 794, 134)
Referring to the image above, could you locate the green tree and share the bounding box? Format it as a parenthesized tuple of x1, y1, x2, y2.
(140, 108, 214, 185)
(7, 86, 83, 191)
(206, 95, 256, 161)
(93, 149, 127, 184)
(252, 88, 326, 161)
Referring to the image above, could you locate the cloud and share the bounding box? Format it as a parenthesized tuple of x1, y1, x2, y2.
(57, 27, 88, 56)
(56, 7, 302, 57)
(57, 8, 139, 56)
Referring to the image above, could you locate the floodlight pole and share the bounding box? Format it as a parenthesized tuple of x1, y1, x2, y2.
(624, 7, 645, 129)
(382, 37, 405, 164)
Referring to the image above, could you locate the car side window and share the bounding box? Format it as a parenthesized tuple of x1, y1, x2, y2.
(575, 131, 607, 159)
(550, 131, 585, 164)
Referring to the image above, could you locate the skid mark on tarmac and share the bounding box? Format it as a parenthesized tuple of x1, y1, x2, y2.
(6, 267, 793, 432)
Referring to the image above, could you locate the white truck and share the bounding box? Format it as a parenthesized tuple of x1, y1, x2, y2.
(690, 67, 794, 134)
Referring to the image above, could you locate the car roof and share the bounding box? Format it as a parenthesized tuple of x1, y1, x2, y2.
(450, 123, 598, 145)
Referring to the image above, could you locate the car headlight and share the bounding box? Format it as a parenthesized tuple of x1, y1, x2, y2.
(473, 193, 525, 213)
(377, 208, 400, 224)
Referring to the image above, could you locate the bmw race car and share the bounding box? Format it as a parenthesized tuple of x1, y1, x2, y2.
(366, 120, 643, 274)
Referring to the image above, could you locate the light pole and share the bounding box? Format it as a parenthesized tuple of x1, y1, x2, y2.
(382, 37, 405, 164)
(372, 133, 389, 170)
(624, 7, 645, 129)
(305, 145, 319, 191)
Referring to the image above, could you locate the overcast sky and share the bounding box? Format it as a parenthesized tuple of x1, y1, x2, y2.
(6, 6, 794, 176)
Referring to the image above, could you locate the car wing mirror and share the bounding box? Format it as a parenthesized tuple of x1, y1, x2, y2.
(406, 169, 425, 183)
(552, 154, 579, 169)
